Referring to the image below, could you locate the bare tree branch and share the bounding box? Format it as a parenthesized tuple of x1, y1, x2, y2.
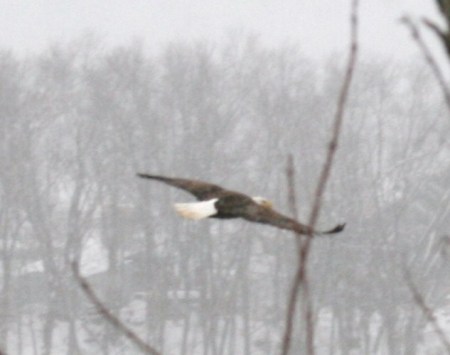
(71, 262, 161, 355)
(422, 18, 450, 57)
(404, 268, 450, 354)
(424, 0, 450, 56)
(280, 1, 359, 354)
(283, 154, 315, 354)
(402, 16, 450, 112)
(286, 154, 300, 249)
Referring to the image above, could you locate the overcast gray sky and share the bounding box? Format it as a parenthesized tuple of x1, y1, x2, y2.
(0, 0, 443, 59)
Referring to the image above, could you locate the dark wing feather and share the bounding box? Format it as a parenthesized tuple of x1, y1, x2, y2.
(241, 202, 345, 236)
(137, 173, 226, 200)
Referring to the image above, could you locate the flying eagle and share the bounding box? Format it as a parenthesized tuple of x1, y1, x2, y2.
(137, 174, 345, 236)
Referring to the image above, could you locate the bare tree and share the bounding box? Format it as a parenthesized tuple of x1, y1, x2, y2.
(281, 1, 359, 354)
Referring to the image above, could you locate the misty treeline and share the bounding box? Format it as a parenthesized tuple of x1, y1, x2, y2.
(0, 36, 449, 354)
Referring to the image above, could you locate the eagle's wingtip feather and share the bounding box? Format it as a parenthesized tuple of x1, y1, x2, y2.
(329, 223, 346, 234)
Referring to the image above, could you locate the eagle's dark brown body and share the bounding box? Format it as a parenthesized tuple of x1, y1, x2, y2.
(137, 173, 345, 236)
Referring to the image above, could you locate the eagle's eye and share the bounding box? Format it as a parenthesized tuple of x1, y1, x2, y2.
(252, 196, 273, 209)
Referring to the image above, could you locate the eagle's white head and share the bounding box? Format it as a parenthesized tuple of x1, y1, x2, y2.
(252, 196, 273, 209)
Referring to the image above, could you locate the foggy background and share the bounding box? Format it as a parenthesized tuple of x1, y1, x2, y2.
(1, 1, 450, 354)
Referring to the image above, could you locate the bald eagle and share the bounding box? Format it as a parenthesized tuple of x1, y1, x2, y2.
(137, 174, 345, 236)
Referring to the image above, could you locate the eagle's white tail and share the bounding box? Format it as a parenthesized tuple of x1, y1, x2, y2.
(173, 199, 218, 220)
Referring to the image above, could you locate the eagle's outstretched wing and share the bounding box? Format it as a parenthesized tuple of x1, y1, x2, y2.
(136, 173, 226, 201)
(239, 200, 345, 236)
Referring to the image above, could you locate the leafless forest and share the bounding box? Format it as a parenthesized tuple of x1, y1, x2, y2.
(1, 17, 450, 355)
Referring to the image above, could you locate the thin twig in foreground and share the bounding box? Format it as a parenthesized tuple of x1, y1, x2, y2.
(286, 154, 300, 248)
(280, 1, 359, 354)
(404, 269, 450, 354)
(284, 154, 315, 353)
(72, 262, 161, 355)
(402, 16, 450, 112)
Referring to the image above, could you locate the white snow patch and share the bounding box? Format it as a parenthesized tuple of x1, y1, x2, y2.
(80, 236, 108, 276)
